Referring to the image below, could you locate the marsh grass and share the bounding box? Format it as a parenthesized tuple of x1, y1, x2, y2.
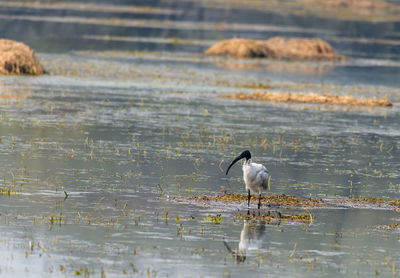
(235, 210, 313, 224)
(374, 223, 400, 231)
(0, 185, 21, 196)
(171, 194, 400, 212)
(335, 197, 400, 211)
(222, 91, 393, 107)
(170, 193, 325, 207)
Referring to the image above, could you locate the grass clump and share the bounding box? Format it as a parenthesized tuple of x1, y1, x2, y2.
(173, 193, 324, 208)
(0, 185, 21, 196)
(205, 37, 345, 60)
(0, 39, 45, 75)
(374, 223, 400, 231)
(235, 209, 313, 224)
(222, 91, 393, 107)
(234, 82, 272, 89)
(334, 197, 400, 211)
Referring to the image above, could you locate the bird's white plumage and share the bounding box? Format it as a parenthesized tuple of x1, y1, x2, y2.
(242, 159, 270, 194)
(225, 150, 270, 208)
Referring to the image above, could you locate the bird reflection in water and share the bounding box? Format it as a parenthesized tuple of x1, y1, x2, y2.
(224, 217, 266, 263)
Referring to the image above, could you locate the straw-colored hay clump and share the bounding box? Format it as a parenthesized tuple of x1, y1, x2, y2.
(0, 39, 45, 75)
(222, 91, 393, 107)
(323, 0, 390, 9)
(206, 38, 273, 59)
(205, 37, 345, 60)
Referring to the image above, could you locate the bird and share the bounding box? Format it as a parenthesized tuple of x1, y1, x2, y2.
(226, 150, 271, 209)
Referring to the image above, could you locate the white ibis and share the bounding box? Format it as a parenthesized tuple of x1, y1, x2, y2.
(226, 150, 271, 209)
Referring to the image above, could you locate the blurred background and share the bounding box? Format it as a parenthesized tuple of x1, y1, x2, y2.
(1, 0, 400, 60)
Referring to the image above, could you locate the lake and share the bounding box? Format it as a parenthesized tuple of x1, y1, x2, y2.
(1, 1, 400, 277)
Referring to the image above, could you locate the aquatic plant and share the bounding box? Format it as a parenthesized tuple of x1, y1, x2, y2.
(235, 209, 313, 224)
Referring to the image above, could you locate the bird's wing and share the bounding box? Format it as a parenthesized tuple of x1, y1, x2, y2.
(252, 163, 270, 190)
(252, 162, 267, 172)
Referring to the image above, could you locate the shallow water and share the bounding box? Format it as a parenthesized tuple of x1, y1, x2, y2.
(1, 1, 400, 277)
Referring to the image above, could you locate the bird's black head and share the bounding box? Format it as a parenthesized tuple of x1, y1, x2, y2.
(225, 150, 252, 175)
(241, 150, 251, 161)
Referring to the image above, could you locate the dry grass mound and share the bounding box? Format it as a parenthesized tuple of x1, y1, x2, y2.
(222, 91, 393, 107)
(205, 37, 344, 60)
(205, 38, 274, 58)
(0, 39, 45, 75)
(265, 37, 343, 60)
(324, 0, 390, 9)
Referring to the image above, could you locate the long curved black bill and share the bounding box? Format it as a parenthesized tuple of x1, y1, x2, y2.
(226, 154, 244, 175)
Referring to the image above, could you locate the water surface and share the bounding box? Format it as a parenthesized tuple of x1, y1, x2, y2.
(1, 1, 400, 277)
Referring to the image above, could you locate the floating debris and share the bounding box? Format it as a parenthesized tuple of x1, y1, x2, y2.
(205, 37, 345, 60)
(222, 91, 393, 107)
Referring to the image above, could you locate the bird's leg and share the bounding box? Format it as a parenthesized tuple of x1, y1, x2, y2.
(247, 190, 251, 208)
(258, 194, 261, 209)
